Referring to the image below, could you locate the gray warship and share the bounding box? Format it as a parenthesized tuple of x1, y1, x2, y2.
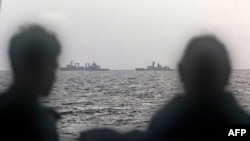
(59, 61, 110, 71)
(136, 61, 171, 71)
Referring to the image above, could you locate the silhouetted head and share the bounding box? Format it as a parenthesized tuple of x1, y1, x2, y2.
(79, 128, 125, 141)
(178, 35, 231, 97)
(9, 25, 61, 97)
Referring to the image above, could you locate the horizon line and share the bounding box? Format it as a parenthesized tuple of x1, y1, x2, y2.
(0, 69, 250, 71)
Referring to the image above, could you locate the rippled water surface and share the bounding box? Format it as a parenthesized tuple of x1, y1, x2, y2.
(0, 70, 250, 141)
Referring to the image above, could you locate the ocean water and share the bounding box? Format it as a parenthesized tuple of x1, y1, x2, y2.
(0, 70, 250, 140)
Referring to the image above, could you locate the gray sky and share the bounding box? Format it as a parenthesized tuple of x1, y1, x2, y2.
(1, 0, 250, 70)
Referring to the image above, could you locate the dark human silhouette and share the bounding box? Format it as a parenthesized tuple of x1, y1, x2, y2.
(0, 25, 61, 141)
(146, 35, 250, 141)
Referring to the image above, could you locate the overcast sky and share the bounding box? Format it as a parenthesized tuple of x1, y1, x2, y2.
(1, 0, 250, 70)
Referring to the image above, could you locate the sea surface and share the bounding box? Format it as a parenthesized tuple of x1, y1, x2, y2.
(0, 70, 250, 141)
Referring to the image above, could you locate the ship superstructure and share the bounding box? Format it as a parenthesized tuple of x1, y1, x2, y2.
(59, 61, 110, 71)
(136, 61, 171, 71)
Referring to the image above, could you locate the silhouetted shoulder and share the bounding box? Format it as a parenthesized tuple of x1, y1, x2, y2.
(0, 86, 24, 108)
(146, 94, 191, 140)
(0, 86, 60, 141)
(122, 130, 145, 141)
(41, 105, 61, 121)
(146, 92, 250, 140)
(219, 92, 250, 124)
(148, 94, 189, 125)
(79, 128, 125, 141)
(38, 105, 60, 141)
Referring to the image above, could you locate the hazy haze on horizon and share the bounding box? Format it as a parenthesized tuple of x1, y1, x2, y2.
(1, 0, 250, 70)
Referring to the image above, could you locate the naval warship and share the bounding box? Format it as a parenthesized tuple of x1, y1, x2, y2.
(59, 61, 110, 71)
(136, 61, 171, 71)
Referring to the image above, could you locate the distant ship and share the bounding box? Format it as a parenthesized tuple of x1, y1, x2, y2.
(59, 61, 110, 71)
(136, 61, 172, 71)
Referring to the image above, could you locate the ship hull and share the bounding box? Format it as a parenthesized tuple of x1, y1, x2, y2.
(59, 68, 110, 71)
(135, 68, 174, 71)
